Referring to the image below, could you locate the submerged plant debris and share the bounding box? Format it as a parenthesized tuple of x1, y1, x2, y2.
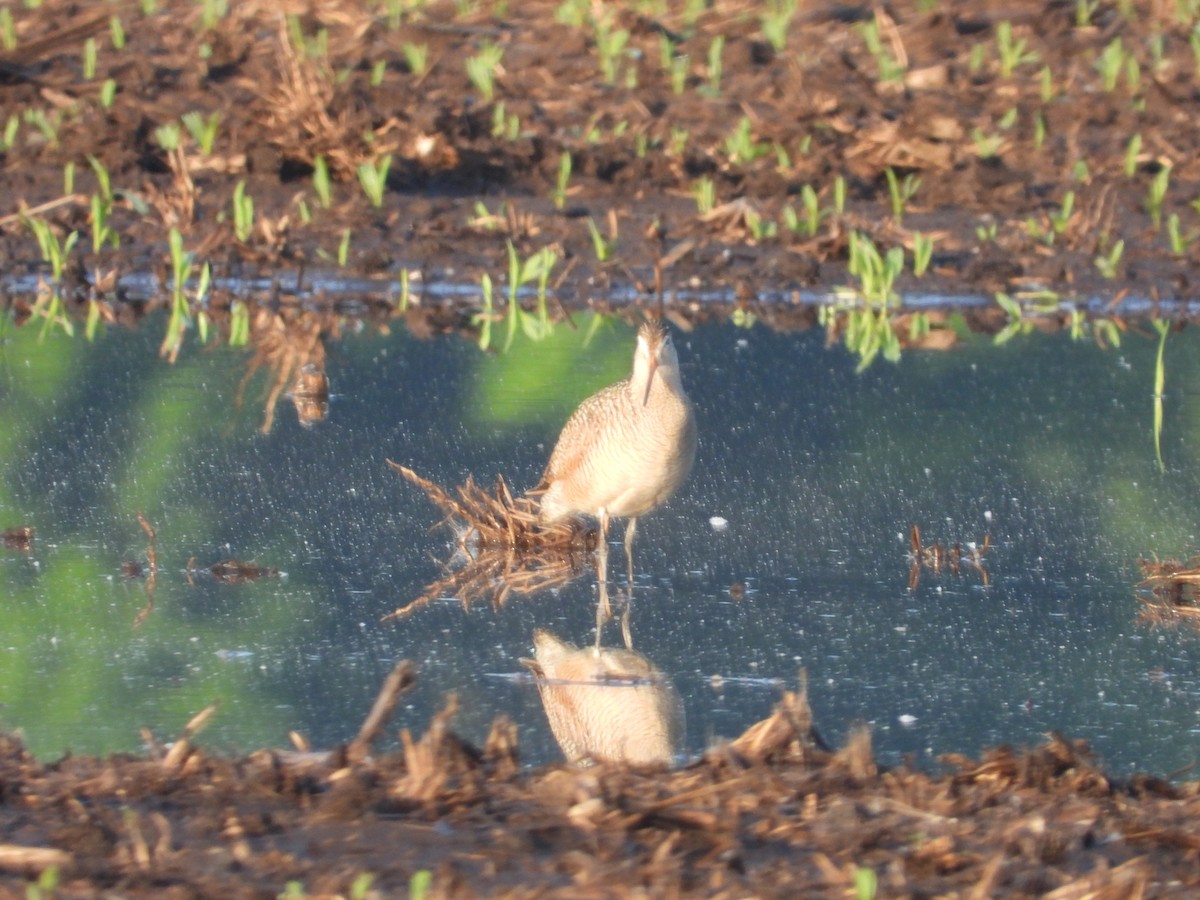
(386, 462, 596, 620)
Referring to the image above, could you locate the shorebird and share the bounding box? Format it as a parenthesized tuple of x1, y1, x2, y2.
(534, 319, 697, 648)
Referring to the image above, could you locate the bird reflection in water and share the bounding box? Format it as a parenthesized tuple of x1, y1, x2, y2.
(522, 629, 684, 767)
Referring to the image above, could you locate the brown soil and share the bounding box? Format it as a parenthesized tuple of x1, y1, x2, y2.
(3, 676, 1199, 898)
(2, 0, 1198, 326)
(3, 1, 1200, 895)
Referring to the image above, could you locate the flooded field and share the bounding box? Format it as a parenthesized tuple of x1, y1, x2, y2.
(3, 309, 1200, 776)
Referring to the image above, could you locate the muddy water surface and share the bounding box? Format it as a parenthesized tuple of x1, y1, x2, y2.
(2, 314, 1199, 776)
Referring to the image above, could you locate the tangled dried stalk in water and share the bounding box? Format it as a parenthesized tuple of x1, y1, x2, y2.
(384, 462, 597, 621)
(1136, 556, 1200, 631)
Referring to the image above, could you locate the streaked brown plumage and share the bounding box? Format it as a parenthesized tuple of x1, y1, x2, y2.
(521, 629, 685, 767)
(534, 320, 696, 647)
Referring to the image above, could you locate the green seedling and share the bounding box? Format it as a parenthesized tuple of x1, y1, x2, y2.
(182, 111, 220, 154)
(200, 0, 229, 30)
(62, 161, 75, 195)
(2, 114, 18, 150)
(855, 866, 877, 900)
(1075, 0, 1099, 26)
(971, 128, 1003, 159)
(586, 217, 614, 261)
(1166, 214, 1195, 255)
(669, 126, 689, 156)
(109, 14, 125, 49)
(692, 176, 715, 215)
(1072, 159, 1089, 182)
(0, 9, 14, 50)
(232, 180, 254, 242)
(1097, 38, 1127, 91)
(99, 78, 117, 108)
(90, 193, 114, 254)
(703, 35, 724, 95)
(491, 102, 520, 140)
(1037, 65, 1055, 102)
(968, 44, 986, 74)
(154, 122, 181, 152)
(82, 36, 97, 80)
(846, 231, 903, 308)
(884, 167, 920, 226)
(403, 42, 428, 76)
(337, 228, 352, 266)
(995, 21, 1037, 76)
(1124, 133, 1142, 177)
(466, 40, 504, 101)
(594, 13, 630, 84)
(555, 0, 588, 27)
(748, 209, 776, 241)
(856, 19, 905, 82)
(723, 117, 769, 164)
(833, 175, 846, 215)
(312, 155, 332, 207)
(786, 184, 824, 236)
(24, 108, 60, 147)
(976, 219, 998, 242)
(669, 52, 689, 95)
(370, 59, 387, 86)
(1093, 238, 1123, 279)
(357, 154, 392, 207)
(1145, 165, 1171, 227)
(911, 231, 934, 277)
(552, 152, 572, 209)
(1032, 112, 1046, 149)
(760, 0, 794, 52)
(1048, 190, 1075, 237)
(410, 869, 433, 900)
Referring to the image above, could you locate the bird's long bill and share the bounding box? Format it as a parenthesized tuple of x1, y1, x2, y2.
(642, 356, 658, 406)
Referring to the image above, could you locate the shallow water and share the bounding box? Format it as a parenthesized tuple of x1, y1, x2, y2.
(2, 312, 1199, 775)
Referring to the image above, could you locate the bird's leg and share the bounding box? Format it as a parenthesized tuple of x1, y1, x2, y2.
(620, 517, 637, 649)
(594, 509, 611, 651)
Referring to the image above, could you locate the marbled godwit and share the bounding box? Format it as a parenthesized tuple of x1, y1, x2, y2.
(535, 320, 697, 647)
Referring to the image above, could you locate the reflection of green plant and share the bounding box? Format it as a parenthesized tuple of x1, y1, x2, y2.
(23, 215, 78, 340)
(162, 227, 211, 360)
(1152, 318, 1168, 472)
(474, 272, 495, 350)
(503, 241, 558, 349)
(846, 231, 903, 308)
